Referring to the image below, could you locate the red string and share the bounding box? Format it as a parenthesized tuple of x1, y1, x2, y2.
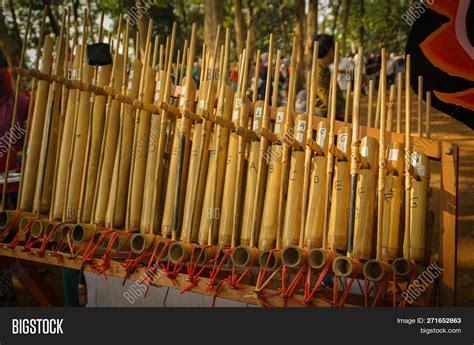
(303, 249, 333, 305)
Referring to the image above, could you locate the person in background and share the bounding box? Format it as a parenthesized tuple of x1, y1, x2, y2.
(387, 53, 396, 86)
(0, 59, 29, 208)
(336, 54, 355, 97)
(315, 34, 344, 119)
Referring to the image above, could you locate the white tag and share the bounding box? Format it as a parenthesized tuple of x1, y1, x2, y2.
(253, 119, 259, 129)
(130, 70, 134, 79)
(361, 145, 369, 157)
(277, 111, 284, 123)
(199, 99, 205, 109)
(296, 120, 306, 143)
(274, 123, 281, 133)
(388, 149, 399, 161)
(156, 81, 161, 91)
(317, 128, 327, 147)
(127, 81, 133, 90)
(339, 133, 348, 153)
(255, 107, 263, 118)
(236, 98, 242, 108)
(233, 110, 239, 120)
(411, 152, 421, 167)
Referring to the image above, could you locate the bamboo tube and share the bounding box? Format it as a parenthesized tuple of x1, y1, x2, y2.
(1, 6, 32, 212)
(257, 48, 282, 252)
(258, 145, 283, 249)
(219, 42, 250, 249)
(182, 28, 220, 244)
(381, 140, 404, 260)
(36, 19, 68, 215)
(387, 84, 395, 132)
(327, 126, 352, 250)
(426, 91, 431, 138)
(278, 39, 304, 269)
(198, 86, 233, 245)
(181, 80, 217, 241)
(409, 85, 430, 261)
(367, 79, 374, 127)
(50, 9, 72, 219)
(148, 23, 177, 234)
(80, 29, 113, 223)
(63, 33, 94, 221)
(396, 72, 402, 133)
(409, 152, 429, 261)
(93, 17, 125, 225)
(166, 26, 198, 242)
(344, 81, 351, 124)
(16, 6, 48, 211)
(332, 46, 364, 276)
(240, 47, 269, 248)
(160, 24, 195, 240)
(19, 36, 54, 212)
(304, 120, 329, 250)
(374, 76, 382, 129)
(139, 68, 169, 233)
(258, 59, 286, 251)
(363, 49, 390, 281)
(229, 36, 252, 249)
(51, 45, 82, 220)
(320, 43, 340, 251)
(352, 136, 379, 259)
(207, 28, 232, 245)
(107, 55, 143, 228)
(127, 20, 156, 231)
(281, 150, 305, 248)
(403, 55, 412, 260)
(418, 76, 423, 137)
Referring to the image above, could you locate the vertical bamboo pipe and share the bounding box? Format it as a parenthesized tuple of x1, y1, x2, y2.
(326, 126, 352, 251)
(321, 43, 340, 250)
(183, 26, 220, 243)
(331, 46, 364, 275)
(240, 45, 271, 247)
(344, 81, 352, 124)
(276, 37, 298, 252)
(396, 72, 402, 133)
(63, 13, 94, 222)
(51, 45, 82, 220)
(193, 47, 225, 246)
(93, 17, 125, 225)
(417, 76, 423, 137)
(367, 79, 374, 128)
(376, 49, 387, 261)
(255, 48, 282, 251)
(80, 17, 113, 223)
(149, 23, 177, 235)
(19, 36, 55, 212)
(386, 84, 395, 132)
(127, 20, 156, 231)
(403, 54, 412, 260)
(106, 25, 143, 228)
(170, 24, 198, 241)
